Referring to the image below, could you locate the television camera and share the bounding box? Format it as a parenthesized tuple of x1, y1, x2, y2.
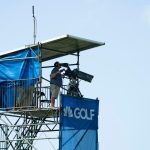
(60, 63, 94, 97)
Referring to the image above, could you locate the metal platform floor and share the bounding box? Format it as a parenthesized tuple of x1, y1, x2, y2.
(0, 107, 60, 119)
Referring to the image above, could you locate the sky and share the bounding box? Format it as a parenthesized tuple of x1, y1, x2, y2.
(0, 0, 150, 150)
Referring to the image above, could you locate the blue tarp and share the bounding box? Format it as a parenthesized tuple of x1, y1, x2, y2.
(0, 47, 40, 82)
(60, 94, 99, 150)
(0, 47, 40, 109)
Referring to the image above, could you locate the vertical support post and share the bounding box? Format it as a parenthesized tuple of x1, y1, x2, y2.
(38, 43, 42, 108)
(32, 6, 36, 45)
(77, 48, 80, 71)
(5, 125, 9, 150)
(58, 94, 62, 150)
(77, 44, 80, 90)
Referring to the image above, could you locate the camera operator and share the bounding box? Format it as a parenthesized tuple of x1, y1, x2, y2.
(50, 61, 65, 107)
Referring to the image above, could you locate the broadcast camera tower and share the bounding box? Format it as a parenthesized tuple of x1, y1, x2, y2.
(0, 34, 104, 150)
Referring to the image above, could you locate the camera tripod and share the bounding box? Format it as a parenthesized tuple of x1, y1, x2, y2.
(67, 78, 83, 98)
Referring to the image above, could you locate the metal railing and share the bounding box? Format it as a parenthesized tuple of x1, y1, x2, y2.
(0, 79, 51, 111)
(0, 77, 70, 111)
(35, 86, 51, 108)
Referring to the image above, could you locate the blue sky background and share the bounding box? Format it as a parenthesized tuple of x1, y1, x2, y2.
(0, 0, 150, 150)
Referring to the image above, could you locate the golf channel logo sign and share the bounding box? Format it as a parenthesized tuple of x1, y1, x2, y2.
(63, 106, 95, 120)
(61, 95, 99, 130)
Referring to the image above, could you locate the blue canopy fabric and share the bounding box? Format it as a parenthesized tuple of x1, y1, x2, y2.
(0, 47, 40, 82)
(0, 47, 40, 110)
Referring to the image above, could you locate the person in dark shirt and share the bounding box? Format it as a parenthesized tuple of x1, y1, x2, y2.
(50, 61, 64, 107)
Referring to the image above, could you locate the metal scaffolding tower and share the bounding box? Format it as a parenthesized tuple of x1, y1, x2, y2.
(0, 108, 60, 150)
(0, 34, 104, 150)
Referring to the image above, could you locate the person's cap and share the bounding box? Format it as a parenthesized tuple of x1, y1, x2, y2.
(54, 61, 60, 67)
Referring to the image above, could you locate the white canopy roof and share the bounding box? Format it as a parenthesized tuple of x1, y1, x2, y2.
(0, 34, 105, 62)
